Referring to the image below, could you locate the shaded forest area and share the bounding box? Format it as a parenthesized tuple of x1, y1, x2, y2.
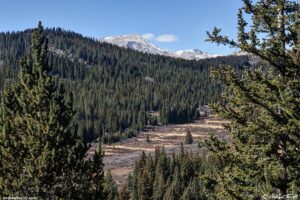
(0, 29, 249, 144)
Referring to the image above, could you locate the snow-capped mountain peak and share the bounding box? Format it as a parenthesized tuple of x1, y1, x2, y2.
(99, 34, 220, 60)
(175, 49, 205, 54)
(99, 34, 171, 56)
(102, 34, 149, 46)
(174, 49, 220, 60)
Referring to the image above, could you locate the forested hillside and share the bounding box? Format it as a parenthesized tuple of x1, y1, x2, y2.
(1, 0, 299, 198)
(0, 29, 249, 144)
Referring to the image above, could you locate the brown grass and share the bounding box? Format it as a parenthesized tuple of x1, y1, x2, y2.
(87, 116, 228, 186)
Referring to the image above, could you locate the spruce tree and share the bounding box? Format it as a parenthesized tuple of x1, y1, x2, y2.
(146, 134, 151, 143)
(152, 173, 165, 200)
(118, 184, 130, 200)
(181, 178, 201, 200)
(104, 170, 118, 200)
(185, 131, 193, 144)
(206, 0, 300, 198)
(0, 22, 106, 198)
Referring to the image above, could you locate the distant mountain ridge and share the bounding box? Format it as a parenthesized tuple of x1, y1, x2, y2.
(99, 34, 220, 60)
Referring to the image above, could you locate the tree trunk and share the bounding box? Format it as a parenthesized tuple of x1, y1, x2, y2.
(278, 136, 288, 196)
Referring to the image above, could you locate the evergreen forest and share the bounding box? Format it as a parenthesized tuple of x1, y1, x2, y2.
(0, 28, 249, 144)
(0, 0, 299, 199)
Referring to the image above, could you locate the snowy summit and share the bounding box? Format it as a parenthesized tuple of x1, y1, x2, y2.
(99, 34, 221, 60)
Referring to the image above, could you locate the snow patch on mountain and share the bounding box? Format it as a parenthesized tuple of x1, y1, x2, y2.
(174, 49, 220, 60)
(99, 34, 221, 60)
(99, 34, 172, 56)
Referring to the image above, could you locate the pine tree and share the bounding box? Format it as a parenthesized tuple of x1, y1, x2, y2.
(137, 171, 152, 200)
(206, 0, 300, 198)
(181, 178, 201, 200)
(104, 170, 118, 200)
(145, 134, 151, 143)
(118, 184, 130, 200)
(152, 173, 165, 200)
(185, 131, 193, 144)
(163, 167, 182, 200)
(128, 166, 139, 200)
(84, 142, 106, 200)
(0, 22, 106, 198)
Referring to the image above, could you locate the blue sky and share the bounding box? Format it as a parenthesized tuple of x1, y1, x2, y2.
(0, 0, 245, 55)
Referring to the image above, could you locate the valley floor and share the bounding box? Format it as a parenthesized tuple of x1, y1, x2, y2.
(87, 115, 228, 186)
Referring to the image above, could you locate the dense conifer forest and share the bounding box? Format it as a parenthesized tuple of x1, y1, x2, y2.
(1, 0, 298, 198)
(126, 147, 216, 200)
(0, 23, 108, 199)
(123, 0, 300, 198)
(0, 29, 249, 144)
